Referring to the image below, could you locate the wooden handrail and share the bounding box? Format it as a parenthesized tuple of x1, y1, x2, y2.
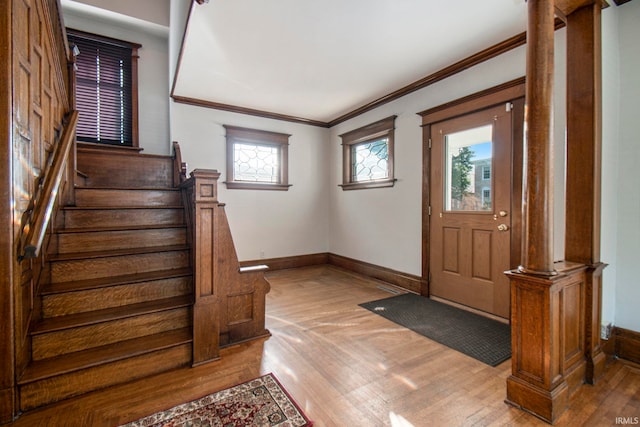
(172, 141, 187, 187)
(22, 110, 78, 259)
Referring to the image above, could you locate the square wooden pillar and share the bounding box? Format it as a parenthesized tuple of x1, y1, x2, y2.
(506, 263, 587, 423)
(565, 2, 607, 384)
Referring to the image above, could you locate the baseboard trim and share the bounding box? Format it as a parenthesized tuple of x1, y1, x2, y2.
(613, 327, 640, 365)
(327, 253, 422, 293)
(240, 253, 330, 271)
(240, 253, 422, 293)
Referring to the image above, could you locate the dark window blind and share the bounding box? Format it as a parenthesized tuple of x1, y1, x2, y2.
(68, 32, 133, 145)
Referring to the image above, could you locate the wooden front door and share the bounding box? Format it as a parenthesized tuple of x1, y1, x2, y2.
(429, 103, 513, 319)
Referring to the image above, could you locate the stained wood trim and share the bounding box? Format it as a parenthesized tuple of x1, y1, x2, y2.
(418, 77, 526, 125)
(169, 0, 197, 99)
(239, 253, 421, 293)
(239, 253, 330, 271)
(172, 95, 329, 128)
(328, 254, 422, 293)
(1, 1, 15, 423)
(613, 327, 640, 365)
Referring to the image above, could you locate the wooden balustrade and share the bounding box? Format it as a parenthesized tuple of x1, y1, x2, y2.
(180, 167, 270, 366)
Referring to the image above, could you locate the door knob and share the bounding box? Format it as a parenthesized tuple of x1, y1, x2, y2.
(497, 224, 509, 231)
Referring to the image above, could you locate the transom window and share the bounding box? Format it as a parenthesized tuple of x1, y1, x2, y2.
(339, 116, 396, 190)
(224, 125, 291, 190)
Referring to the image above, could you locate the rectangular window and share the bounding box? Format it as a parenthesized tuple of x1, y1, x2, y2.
(340, 116, 396, 190)
(224, 125, 291, 190)
(482, 165, 491, 180)
(67, 29, 140, 146)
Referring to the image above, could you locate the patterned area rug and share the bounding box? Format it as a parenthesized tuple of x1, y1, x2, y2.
(120, 373, 313, 427)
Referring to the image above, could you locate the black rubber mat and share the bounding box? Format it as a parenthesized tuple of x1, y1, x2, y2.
(359, 293, 511, 366)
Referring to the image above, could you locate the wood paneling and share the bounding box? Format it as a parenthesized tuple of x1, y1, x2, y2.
(76, 143, 175, 188)
(614, 328, 640, 365)
(184, 170, 270, 364)
(4, 0, 72, 420)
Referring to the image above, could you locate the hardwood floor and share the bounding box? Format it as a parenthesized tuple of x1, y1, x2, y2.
(8, 265, 640, 426)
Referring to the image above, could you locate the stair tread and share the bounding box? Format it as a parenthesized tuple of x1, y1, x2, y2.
(32, 295, 192, 335)
(75, 186, 180, 191)
(62, 205, 184, 210)
(48, 244, 189, 261)
(19, 328, 192, 384)
(55, 223, 187, 234)
(42, 267, 193, 295)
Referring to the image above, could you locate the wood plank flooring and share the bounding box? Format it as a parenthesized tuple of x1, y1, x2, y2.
(9, 265, 640, 426)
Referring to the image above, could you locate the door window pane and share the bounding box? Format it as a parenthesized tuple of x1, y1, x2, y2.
(444, 124, 493, 211)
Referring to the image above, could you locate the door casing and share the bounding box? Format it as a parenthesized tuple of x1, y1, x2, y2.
(419, 78, 525, 317)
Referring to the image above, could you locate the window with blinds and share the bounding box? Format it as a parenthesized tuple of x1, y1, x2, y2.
(67, 30, 140, 146)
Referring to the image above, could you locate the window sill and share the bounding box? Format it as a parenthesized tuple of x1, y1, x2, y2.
(339, 178, 397, 191)
(224, 181, 291, 191)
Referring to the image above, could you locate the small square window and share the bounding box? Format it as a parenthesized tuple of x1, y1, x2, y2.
(340, 116, 396, 190)
(224, 125, 291, 190)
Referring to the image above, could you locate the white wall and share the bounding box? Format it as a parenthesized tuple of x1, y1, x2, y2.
(63, 6, 171, 155)
(68, 0, 170, 26)
(170, 104, 330, 261)
(600, 5, 621, 330)
(328, 33, 568, 276)
(614, 1, 640, 332)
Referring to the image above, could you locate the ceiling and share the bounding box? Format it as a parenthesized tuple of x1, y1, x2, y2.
(172, 0, 529, 125)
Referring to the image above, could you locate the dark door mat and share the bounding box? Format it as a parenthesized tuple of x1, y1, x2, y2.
(359, 293, 511, 366)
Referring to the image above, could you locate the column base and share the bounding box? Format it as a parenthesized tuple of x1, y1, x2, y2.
(506, 375, 569, 424)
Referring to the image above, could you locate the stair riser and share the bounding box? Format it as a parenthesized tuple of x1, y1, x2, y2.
(19, 343, 191, 411)
(50, 250, 190, 283)
(51, 228, 187, 254)
(63, 208, 185, 228)
(32, 308, 191, 360)
(75, 188, 182, 207)
(77, 150, 175, 188)
(42, 277, 192, 317)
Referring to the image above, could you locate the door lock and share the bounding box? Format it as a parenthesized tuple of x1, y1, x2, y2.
(497, 224, 509, 231)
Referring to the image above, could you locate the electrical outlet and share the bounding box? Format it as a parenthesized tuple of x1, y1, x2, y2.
(600, 323, 612, 340)
(260, 250, 265, 259)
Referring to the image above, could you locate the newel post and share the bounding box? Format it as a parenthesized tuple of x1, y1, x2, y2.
(190, 169, 222, 366)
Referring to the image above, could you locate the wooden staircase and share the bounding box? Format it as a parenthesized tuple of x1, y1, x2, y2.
(18, 144, 194, 411)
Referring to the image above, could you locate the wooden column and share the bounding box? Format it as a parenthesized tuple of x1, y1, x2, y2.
(506, 0, 571, 422)
(565, 1, 607, 384)
(0, 1, 16, 422)
(519, 0, 556, 276)
(189, 169, 222, 366)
